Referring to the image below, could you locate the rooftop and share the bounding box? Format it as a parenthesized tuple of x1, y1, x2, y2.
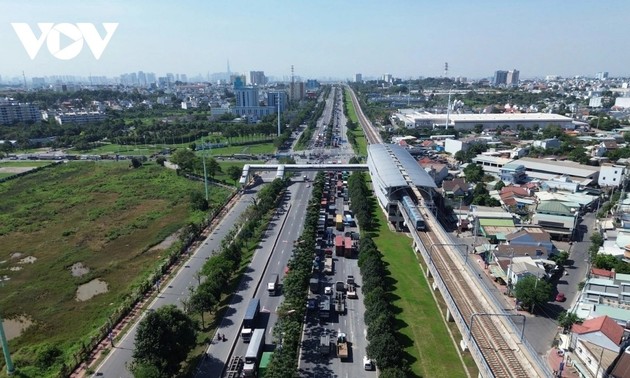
(571, 315, 624, 345)
(517, 157, 600, 178)
(368, 144, 437, 189)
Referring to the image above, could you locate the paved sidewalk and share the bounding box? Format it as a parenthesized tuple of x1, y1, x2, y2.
(547, 347, 581, 378)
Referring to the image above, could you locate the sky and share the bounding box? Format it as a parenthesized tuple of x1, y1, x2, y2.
(1, 0, 629, 81)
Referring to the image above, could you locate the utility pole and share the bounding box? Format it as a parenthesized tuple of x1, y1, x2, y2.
(277, 93, 281, 137)
(0, 310, 16, 375)
(201, 142, 209, 201)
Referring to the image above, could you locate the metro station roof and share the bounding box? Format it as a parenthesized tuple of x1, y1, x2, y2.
(368, 144, 437, 189)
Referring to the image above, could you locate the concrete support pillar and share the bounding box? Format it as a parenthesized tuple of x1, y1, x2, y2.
(445, 308, 454, 322)
(426, 267, 432, 278)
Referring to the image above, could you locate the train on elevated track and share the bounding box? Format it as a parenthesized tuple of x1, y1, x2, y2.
(401, 195, 426, 231)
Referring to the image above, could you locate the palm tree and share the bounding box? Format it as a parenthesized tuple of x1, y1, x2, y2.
(557, 311, 582, 334)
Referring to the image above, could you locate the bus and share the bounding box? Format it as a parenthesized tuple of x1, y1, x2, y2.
(243, 329, 265, 377)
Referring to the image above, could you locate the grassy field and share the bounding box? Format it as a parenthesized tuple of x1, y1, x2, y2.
(371, 207, 470, 377)
(66, 143, 165, 156)
(0, 161, 231, 376)
(203, 142, 276, 156)
(343, 89, 368, 156)
(214, 160, 260, 184)
(0, 161, 52, 168)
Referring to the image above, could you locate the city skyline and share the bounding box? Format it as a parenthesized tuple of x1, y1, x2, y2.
(1, 0, 629, 80)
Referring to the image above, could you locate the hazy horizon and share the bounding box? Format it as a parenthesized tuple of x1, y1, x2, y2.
(1, 0, 629, 81)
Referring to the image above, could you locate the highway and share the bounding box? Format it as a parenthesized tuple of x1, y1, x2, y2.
(297, 175, 375, 378)
(92, 180, 269, 378)
(195, 176, 314, 377)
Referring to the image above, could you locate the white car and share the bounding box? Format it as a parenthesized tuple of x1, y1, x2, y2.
(363, 356, 373, 370)
(324, 286, 333, 295)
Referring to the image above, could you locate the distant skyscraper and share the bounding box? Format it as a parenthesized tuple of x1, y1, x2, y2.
(180, 74, 188, 83)
(507, 69, 520, 86)
(493, 70, 508, 86)
(596, 71, 609, 80)
(250, 71, 267, 85)
(382, 73, 392, 83)
(290, 81, 305, 101)
(355, 73, 362, 83)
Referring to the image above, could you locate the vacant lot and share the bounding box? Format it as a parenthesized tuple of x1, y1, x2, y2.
(0, 161, 231, 375)
(343, 89, 368, 156)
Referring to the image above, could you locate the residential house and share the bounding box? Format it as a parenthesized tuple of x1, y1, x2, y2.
(469, 206, 517, 242)
(499, 162, 527, 184)
(505, 228, 554, 255)
(599, 164, 625, 188)
(608, 346, 630, 378)
(442, 178, 470, 199)
(570, 316, 624, 378)
(532, 138, 561, 150)
(419, 158, 449, 185)
(532, 200, 579, 240)
(499, 185, 537, 213)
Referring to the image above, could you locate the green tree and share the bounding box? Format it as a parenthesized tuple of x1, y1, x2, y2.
(170, 148, 197, 172)
(155, 156, 166, 166)
(130, 157, 142, 168)
(189, 190, 209, 211)
(557, 311, 582, 334)
(463, 163, 484, 183)
(131, 305, 197, 377)
(494, 181, 506, 191)
(226, 165, 242, 185)
(473, 124, 483, 134)
(207, 157, 222, 178)
(513, 275, 552, 313)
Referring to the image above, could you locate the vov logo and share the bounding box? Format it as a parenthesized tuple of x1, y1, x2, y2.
(11, 23, 119, 60)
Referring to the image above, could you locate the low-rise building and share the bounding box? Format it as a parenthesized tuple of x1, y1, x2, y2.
(532, 138, 561, 150)
(500, 162, 527, 184)
(570, 316, 624, 378)
(599, 164, 625, 187)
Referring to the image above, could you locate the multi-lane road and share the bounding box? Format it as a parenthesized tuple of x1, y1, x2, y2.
(93, 181, 268, 377)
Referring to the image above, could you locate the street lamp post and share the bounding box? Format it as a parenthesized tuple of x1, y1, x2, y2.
(506, 248, 515, 296)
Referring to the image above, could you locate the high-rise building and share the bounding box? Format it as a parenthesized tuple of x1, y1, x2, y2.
(596, 71, 609, 80)
(0, 99, 40, 125)
(290, 81, 305, 101)
(235, 86, 259, 108)
(493, 70, 508, 86)
(507, 69, 520, 86)
(382, 73, 393, 83)
(355, 73, 362, 83)
(250, 71, 267, 85)
(267, 91, 288, 113)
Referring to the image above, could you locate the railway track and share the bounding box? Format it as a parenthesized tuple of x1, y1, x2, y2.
(417, 228, 530, 377)
(347, 84, 545, 377)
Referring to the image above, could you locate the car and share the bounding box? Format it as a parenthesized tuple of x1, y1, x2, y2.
(307, 298, 317, 310)
(363, 356, 374, 370)
(556, 292, 566, 302)
(324, 286, 333, 295)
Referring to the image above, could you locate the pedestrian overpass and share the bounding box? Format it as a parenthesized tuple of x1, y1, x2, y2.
(239, 164, 368, 185)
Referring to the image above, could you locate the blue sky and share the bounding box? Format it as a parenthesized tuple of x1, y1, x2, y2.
(1, 0, 628, 80)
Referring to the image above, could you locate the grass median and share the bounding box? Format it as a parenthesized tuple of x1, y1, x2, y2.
(371, 208, 472, 377)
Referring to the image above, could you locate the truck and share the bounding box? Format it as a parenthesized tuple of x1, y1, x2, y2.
(346, 283, 357, 299)
(267, 274, 279, 295)
(324, 257, 333, 275)
(335, 280, 346, 292)
(241, 298, 260, 342)
(334, 292, 346, 314)
(243, 329, 265, 377)
(334, 235, 344, 256)
(309, 278, 319, 293)
(258, 351, 273, 377)
(336, 333, 349, 360)
(335, 214, 344, 231)
(320, 334, 331, 356)
(319, 296, 331, 319)
(344, 236, 354, 258)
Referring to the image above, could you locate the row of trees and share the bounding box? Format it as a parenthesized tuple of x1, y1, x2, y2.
(358, 237, 408, 377)
(348, 172, 375, 230)
(294, 89, 328, 149)
(264, 173, 327, 376)
(348, 171, 408, 377)
(131, 178, 288, 377)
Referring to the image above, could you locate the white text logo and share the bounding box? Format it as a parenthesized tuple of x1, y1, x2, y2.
(11, 23, 119, 60)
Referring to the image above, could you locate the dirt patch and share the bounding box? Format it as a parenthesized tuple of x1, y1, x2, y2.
(76, 278, 109, 301)
(18, 256, 37, 264)
(10, 253, 23, 259)
(0, 167, 33, 174)
(70, 262, 90, 277)
(148, 231, 180, 252)
(2, 315, 34, 341)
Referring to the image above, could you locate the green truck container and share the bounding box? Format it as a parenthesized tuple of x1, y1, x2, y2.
(258, 351, 273, 377)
